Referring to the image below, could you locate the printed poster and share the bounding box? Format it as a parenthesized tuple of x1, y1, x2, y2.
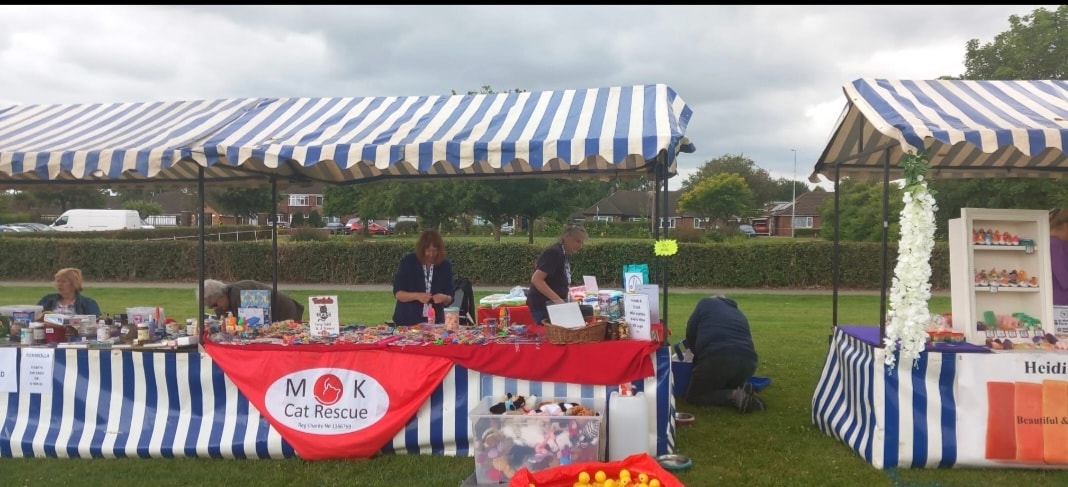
(309, 295, 340, 337)
(957, 352, 1068, 466)
(240, 289, 272, 326)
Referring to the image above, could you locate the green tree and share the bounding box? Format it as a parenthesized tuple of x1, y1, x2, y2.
(22, 188, 108, 212)
(818, 180, 903, 242)
(290, 212, 306, 227)
(122, 200, 164, 220)
(307, 210, 323, 228)
(963, 6, 1068, 80)
(678, 173, 754, 225)
(209, 187, 277, 219)
(680, 154, 800, 211)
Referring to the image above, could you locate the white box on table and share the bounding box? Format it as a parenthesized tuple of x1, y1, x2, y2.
(469, 396, 604, 484)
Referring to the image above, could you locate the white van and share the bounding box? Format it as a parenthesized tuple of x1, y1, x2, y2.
(50, 209, 148, 232)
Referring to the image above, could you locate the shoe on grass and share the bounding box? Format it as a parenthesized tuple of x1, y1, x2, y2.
(731, 387, 766, 414)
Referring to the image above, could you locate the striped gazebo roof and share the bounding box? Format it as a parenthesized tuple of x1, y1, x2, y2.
(810, 78, 1068, 182)
(0, 84, 694, 187)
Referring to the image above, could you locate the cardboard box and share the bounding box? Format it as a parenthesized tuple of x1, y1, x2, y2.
(469, 396, 604, 484)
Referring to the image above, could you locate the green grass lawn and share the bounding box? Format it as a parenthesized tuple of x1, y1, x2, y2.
(1, 286, 1066, 486)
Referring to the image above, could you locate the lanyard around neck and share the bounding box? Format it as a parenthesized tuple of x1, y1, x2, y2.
(423, 263, 435, 294)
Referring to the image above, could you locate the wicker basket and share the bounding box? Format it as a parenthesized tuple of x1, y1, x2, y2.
(543, 318, 607, 345)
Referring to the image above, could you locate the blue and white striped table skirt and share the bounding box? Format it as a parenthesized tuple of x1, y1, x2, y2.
(811, 326, 960, 469)
(1, 347, 675, 459)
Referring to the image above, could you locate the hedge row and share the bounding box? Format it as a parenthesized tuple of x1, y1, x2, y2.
(0, 237, 951, 290)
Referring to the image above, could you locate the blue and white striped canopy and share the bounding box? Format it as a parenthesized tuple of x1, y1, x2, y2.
(0, 84, 694, 187)
(811, 78, 1068, 181)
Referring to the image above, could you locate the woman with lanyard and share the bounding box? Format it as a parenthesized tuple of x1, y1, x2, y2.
(527, 224, 588, 325)
(392, 229, 454, 326)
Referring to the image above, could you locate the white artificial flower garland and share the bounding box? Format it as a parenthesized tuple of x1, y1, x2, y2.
(884, 154, 938, 368)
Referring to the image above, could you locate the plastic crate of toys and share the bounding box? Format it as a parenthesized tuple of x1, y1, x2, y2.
(470, 395, 605, 484)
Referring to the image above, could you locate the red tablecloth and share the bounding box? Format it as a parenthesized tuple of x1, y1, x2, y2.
(477, 305, 534, 326)
(205, 338, 660, 385)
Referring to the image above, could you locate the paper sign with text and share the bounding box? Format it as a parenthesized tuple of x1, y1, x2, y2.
(0, 348, 16, 393)
(638, 284, 660, 323)
(20, 348, 54, 394)
(623, 293, 652, 340)
(309, 295, 340, 337)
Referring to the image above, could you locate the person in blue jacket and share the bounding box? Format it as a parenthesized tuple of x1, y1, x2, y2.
(392, 229, 454, 326)
(683, 295, 765, 413)
(37, 267, 102, 316)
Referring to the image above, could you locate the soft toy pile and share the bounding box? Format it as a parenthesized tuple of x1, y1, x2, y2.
(473, 395, 603, 483)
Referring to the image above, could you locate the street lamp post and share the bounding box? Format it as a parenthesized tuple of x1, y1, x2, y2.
(790, 149, 797, 238)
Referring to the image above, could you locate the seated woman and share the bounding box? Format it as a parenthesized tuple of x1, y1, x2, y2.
(37, 267, 102, 316)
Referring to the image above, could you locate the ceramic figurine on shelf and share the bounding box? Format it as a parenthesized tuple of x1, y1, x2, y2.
(1012, 234, 1020, 245)
(995, 230, 1004, 245)
(973, 228, 984, 244)
(1030, 276, 1040, 287)
(1018, 270, 1029, 286)
(1009, 270, 1019, 286)
(984, 230, 994, 245)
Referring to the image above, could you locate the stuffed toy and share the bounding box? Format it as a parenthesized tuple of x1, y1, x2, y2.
(490, 392, 530, 414)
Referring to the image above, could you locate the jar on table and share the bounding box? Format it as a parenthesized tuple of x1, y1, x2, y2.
(137, 323, 150, 342)
(31, 322, 45, 345)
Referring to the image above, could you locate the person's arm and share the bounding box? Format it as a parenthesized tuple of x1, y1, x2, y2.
(431, 260, 454, 306)
(392, 254, 431, 304)
(530, 269, 564, 304)
(80, 295, 101, 316)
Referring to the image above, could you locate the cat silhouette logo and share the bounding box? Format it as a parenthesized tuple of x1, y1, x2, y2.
(314, 374, 344, 405)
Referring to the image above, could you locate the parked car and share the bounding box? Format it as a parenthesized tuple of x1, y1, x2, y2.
(751, 219, 770, 235)
(500, 222, 515, 235)
(0, 224, 32, 233)
(346, 219, 389, 235)
(323, 222, 345, 234)
(738, 224, 756, 237)
(8, 222, 54, 231)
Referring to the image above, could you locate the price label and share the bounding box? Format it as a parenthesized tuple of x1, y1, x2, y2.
(1025, 244, 1035, 254)
(988, 285, 998, 294)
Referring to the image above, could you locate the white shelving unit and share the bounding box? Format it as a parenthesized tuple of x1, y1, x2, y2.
(948, 208, 1052, 348)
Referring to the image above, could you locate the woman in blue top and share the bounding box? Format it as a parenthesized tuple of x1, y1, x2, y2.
(37, 267, 102, 316)
(392, 229, 454, 326)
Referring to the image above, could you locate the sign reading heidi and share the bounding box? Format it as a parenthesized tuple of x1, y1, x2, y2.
(265, 367, 388, 435)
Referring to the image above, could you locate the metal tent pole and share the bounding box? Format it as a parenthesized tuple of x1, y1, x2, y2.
(271, 176, 279, 299)
(197, 166, 206, 345)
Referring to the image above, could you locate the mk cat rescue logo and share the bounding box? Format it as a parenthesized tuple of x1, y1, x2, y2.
(265, 367, 389, 434)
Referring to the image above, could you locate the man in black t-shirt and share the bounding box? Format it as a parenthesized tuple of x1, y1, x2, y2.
(526, 225, 587, 325)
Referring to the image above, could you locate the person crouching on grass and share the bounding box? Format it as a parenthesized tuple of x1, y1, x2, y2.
(683, 295, 766, 413)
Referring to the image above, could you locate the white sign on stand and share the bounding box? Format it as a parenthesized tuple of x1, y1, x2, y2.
(20, 348, 54, 394)
(623, 293, 652, 340)
(625, 272, 644, 294)
(0, 348, 16, 393)
(308, 295, 341, 337)
(583, 275, 599, 295)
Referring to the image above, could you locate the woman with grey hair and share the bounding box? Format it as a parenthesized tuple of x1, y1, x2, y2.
(526, 224, 587, 325)
(200, 279, 305, 323)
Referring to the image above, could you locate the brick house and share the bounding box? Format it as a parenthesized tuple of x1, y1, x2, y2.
(766, 190, 834, 237)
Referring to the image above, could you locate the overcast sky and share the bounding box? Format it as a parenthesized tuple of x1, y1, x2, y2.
(0, 5, 1055, 190)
